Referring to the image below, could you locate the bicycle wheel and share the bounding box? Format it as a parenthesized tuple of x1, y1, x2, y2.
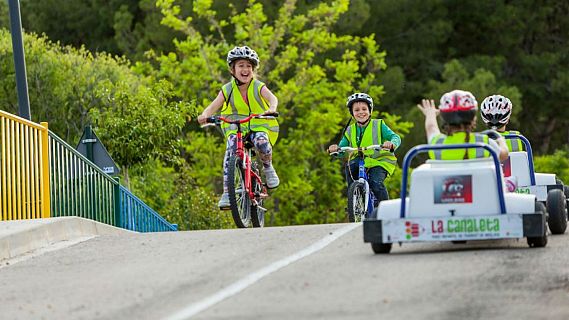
(347, 181, 366, 222)
(251, 165, 265, 227)
(227, 155, 252, 228)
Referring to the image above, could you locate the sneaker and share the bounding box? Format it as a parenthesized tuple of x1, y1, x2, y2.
(218, 192, 230, 209)
(264, 166, 280, 189)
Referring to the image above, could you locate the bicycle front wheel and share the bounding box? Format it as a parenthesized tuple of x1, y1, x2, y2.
(228, 155, 252, 228)
(347, 181, 366, 222)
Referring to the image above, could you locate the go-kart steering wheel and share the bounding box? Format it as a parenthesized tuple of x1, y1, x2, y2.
(481, 129, 502, 140)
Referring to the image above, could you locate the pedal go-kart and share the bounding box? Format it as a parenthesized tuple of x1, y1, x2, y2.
(503, 133, 568, 234)
(363, 143, 548, 254)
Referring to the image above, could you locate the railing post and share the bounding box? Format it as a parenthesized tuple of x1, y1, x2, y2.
(113, 177, 121, 228)
(40, 122, 50, 218)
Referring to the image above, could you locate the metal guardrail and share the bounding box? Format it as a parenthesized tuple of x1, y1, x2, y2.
(118, 185, 177, 232)
(49, 132, 116, 224)
(0, 110, 50, 220)
(48, 131, 177, 232)
(0, 109, 176, 232)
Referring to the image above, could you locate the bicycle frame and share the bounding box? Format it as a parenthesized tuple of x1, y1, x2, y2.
(209, 114, 272, 207)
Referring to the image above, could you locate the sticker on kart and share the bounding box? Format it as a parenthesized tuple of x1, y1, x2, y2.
(515, 185, 547, 200)
(434, 175, 473, 204)
(382, 215, 524, 243)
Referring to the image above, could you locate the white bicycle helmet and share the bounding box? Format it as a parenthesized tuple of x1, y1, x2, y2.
(346, 93, 373, 115)
(439, 90, 478, 125)
(480, 95, 512, 128)
(226, 46, 260, 67)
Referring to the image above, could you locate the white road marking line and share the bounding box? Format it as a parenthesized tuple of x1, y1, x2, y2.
(165, 223, 360, 320)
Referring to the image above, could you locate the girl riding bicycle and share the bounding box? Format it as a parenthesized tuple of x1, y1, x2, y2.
(197, 46, 280, 209)
(328, 93, 401, 206)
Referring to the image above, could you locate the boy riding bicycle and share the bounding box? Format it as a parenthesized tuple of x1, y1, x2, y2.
(328, 93, 401, 206)
(197, 46, 280, 209)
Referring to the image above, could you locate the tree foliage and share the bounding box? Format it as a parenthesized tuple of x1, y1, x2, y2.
(2, 0, 569, 229)
(89, 79, 193, 187)
(149, 0, 412, 225)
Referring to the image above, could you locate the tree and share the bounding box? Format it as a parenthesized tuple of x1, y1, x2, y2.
(89, 79, 193, 188)
(0, 28, 140, 142)
(149, 0, 412, 225)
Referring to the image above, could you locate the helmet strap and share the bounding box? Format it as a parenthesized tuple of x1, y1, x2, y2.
(232, 75, 246, 86)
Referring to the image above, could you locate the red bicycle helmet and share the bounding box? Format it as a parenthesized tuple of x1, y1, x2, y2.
(439, 90, 478, 125)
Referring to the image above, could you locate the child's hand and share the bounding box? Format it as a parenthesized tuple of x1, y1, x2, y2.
(197, 114, 208, 125)
(382, 141, 394, 152)
(328, 144, 339, 153)
(417, 99, 439, 117)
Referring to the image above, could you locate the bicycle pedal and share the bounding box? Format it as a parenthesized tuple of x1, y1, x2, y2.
(219, 206, 231, 211)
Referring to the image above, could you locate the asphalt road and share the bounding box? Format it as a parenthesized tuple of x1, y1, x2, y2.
(1, 223, 568, 320)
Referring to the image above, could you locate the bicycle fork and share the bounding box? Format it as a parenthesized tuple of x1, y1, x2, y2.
(358, 164, 371, 214)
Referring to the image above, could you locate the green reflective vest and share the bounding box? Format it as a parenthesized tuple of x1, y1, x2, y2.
(428, 132, 490, 160)
(344, 119, 397, 175)
(220, 79, 279, 145)
(501, 130, 523, 152)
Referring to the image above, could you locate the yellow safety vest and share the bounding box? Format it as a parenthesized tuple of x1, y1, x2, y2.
(220, 79, 279, 145)
(429, 132, 490, 160)
(501, 130, 523, 152)
(344, 119, 398, 175)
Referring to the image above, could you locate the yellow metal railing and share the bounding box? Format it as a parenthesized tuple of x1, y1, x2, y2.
(0, 110, 50, 220)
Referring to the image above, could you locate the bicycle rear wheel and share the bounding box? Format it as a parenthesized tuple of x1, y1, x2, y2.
(347, 181, 366, 222)
(228, 155, 251, 228)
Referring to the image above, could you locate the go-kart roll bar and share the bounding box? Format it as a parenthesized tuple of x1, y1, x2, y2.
(399, 143, 506, 218)
(504, 134, 536, 186)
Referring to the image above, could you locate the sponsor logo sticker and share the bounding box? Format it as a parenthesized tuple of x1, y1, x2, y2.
(434, 175, 473, 204)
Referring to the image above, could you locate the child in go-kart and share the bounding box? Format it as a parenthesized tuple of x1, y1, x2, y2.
(328, 93, 401, 205)
(480, 94, 524, 152)
(417, 90, 509, 162)
(197, 46, 280, 209)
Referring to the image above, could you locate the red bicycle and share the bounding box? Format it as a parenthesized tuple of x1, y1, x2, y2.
(204, 113, 278, 228)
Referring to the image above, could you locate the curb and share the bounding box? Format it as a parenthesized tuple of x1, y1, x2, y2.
(0, 217, 132, 261)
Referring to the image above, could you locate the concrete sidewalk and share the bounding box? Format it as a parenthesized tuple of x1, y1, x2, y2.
(0, 217, 131, 261)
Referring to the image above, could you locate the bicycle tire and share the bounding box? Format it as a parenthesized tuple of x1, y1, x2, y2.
(347, 181, 366, 222)
(227, 155, 252, 228)
(251, 165, 265, 227)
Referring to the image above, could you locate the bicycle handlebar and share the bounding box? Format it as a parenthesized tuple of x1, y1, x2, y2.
(202, 112, 279, 127)
(329, 144, 394, 156)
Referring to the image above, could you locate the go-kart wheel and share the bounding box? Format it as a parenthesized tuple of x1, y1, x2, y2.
(527, 201, 548, 248)
(527, 235, 548, 247)
(371, 243, 392, 254)
(547, 189, 567, 234)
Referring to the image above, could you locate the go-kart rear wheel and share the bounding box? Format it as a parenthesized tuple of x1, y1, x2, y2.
(527, 201, 548, 248)
(564, 185, 569, 216)
(547, 189, 567, 234)
(371, 243, 392, 254)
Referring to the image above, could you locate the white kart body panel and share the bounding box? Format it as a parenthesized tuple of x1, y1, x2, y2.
(376, 157, 536, 220)
(508, 151, 557, 201)
(535, 173, 556, 185)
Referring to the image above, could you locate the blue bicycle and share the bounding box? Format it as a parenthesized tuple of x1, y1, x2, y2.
(331, 145, 387, 222)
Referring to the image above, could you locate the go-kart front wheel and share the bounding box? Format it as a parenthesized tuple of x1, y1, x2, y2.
(547, 189, 567, 234)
